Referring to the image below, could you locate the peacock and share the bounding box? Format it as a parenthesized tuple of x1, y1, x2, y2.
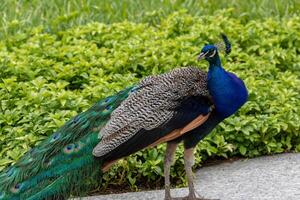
(0, 34, 248, 200)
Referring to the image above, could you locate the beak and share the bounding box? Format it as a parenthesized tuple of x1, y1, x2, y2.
(197, 52, 208, 60)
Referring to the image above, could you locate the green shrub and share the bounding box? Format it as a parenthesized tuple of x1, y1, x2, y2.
(0, 10, 299, 191)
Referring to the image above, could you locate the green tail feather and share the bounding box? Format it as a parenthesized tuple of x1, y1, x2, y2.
(0, 86, 136, 200)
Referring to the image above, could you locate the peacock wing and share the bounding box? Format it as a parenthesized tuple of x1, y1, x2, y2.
(99, 95, 213, 172)
(93, 67, 211, 160)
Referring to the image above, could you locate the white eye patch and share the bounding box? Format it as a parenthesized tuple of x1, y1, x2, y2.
(209, 50, 216, 57)
(202, 51, 209, 57)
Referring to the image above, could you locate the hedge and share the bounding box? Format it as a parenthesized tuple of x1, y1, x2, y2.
(0, 10, 299, 190)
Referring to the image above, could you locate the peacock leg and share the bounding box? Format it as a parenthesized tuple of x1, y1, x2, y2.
(183, 148, 205, 200)
(164, 142, 179, 200)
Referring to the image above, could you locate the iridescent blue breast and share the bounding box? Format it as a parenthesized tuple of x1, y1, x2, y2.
(208, 67, 248, 118)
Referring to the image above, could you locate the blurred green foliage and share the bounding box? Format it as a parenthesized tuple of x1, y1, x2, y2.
(0, 0, 299, 39)
(0, 9, 299, 191)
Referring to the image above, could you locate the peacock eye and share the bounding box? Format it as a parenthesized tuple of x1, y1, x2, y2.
(100, 96, 114, 106)
(105, 105, 112, 111)
(104, 97, 114, 103)
(10, 183, 22, 193)
(50, 133, 61, 142)
(63, 144, 75, 154)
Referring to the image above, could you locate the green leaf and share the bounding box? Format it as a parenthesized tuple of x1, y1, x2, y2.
(239, 145, 247, 155)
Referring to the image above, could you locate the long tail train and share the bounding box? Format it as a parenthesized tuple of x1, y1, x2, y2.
(0, 87, 135, 200)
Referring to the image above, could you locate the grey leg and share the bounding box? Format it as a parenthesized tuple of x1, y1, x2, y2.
(184, 148, 205, 200)
(164, 142, 178, 200)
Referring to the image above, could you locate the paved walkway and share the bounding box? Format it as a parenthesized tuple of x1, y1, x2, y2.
(83, 153, 300, 200)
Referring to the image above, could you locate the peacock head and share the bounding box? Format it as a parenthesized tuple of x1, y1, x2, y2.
(197, 34, 231, 62)
(197, 45, 219, 61)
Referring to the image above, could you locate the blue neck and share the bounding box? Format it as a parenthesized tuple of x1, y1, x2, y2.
(207, 56, 248, 118)
(207, 56, 223, 81)
(208, 56, 222, 69)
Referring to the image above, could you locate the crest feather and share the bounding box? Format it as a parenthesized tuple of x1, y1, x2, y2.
(215, 34, 231, 55)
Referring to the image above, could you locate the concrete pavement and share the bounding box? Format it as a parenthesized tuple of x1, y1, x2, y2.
(82, 153, 300, 200)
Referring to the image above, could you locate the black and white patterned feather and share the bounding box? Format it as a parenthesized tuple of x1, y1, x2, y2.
(93, 67, 209, 157)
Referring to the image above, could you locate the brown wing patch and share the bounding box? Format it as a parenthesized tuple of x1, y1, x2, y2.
(101, 113, 210, 172)
(102, 160, 117, 172)
(180, 113, 210, 134)
(148, 113, 210, 148)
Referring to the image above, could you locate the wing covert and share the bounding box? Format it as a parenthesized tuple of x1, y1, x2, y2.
(93, 67, 210, 158)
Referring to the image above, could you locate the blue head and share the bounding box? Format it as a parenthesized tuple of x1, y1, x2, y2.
(197, 45, 219, 63)
(197, 34, 231, 65)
